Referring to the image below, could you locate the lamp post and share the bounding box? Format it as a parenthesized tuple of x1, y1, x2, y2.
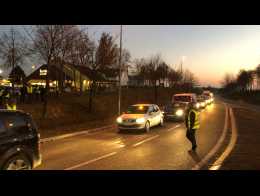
(118, 25, 123, 115)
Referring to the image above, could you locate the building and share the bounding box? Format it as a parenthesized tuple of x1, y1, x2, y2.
(251, 71, 260, 90)
(26, 63, 117, 92)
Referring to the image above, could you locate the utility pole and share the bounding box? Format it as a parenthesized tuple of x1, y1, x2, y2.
(118, 25, 123, 115)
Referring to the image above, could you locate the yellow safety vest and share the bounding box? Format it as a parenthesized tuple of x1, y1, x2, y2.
(188, 109, 200, 129)
(6, 104, 16, 110)
(27, 86, 33, 94)
(5, 93, 10, 98)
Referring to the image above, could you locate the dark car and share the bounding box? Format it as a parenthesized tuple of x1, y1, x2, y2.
(163, 102, 188, 122)
(0, 110, 41, 170)
(197, 96, 207, 109)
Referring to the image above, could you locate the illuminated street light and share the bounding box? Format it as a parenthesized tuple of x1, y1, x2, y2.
(0, 69, 2, 74)
(32, 65, 36, 69)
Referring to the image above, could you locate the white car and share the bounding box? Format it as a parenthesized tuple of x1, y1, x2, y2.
(117, 104, 164, 133)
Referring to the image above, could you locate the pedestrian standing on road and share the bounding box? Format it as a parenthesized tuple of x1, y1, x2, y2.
(185, 101, 200, 151)
(0, 87, 4, 108)
(27, 84, 33, 103)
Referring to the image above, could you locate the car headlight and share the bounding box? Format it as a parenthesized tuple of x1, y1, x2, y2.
(117, 117, 123, 123)
(176, 109, 184, 116)
(136, 118, 145, 124)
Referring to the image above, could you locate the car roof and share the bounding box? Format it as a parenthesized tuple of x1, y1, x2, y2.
(132, 104, 154, 107)
(174, 93, 195, 96)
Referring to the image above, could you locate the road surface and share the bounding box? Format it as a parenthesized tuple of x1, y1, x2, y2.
(37, 97, 238, 170)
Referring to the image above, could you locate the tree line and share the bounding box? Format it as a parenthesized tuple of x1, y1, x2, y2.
(221, 64, 260, 94)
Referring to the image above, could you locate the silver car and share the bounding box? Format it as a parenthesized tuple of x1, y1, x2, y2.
(117, 104, 164, 133)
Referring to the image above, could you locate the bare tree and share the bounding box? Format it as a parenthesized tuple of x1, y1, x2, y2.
(24, 25, 65, 118)
(237, 69, 253, 93)
(67, 30, 95, 94)
(221, 73, 235, 88)
(0, 27, 29, 92)
(168, 68, 182, 88)
(182, 69, 198, 92)
(55, 25, 82, 93)
(146, 54, 163, 103)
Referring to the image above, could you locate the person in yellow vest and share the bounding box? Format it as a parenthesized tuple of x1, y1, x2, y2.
(0, 88, 4, 107)
(185, 101, 200, 151)
(6, 99, 17, 110)
(27, 84, 33, 103)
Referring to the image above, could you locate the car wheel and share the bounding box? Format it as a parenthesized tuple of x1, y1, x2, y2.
(144, 121, 150, 133)
(3, 154, 32, 170)
(159, 118, 164, 127)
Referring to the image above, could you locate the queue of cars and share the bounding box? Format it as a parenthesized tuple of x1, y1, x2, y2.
(116, 91, 214, 133)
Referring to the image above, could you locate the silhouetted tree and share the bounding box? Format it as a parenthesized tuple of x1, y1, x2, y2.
(237, 70, 253, 92)
(0, 27, 29, 92)
(9, 65, 26, 85)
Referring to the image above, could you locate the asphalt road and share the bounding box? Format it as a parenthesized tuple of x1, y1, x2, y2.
(220, 99, 260, 170)
(36, 98, 231, 170)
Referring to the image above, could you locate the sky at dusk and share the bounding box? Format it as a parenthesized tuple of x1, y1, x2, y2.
(1, 25, 260, 87)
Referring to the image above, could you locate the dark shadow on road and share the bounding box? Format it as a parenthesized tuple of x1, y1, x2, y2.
(188, 150, 201, 163)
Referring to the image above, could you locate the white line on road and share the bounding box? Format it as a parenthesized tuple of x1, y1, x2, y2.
(209, 107, 238, 170)
(132, 135, 160, 147)
(64, 152, 117, 170)
(192, 103, 229, 170)
(40, 124, 116, 143)
(167, 124, 182, 131)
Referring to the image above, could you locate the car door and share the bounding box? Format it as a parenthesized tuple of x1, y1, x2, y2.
(154, 105, 161, 125)
(147, 106, 155, 127)
(0, 118, 12, 153)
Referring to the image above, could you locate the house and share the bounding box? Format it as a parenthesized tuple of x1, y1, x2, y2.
(25, 63, 116, 92)
(251, 71, 260, 90)
(104, 64, 130, 86)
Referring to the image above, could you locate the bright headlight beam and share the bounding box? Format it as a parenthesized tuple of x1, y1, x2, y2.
(176, 109, 184, 116)
(117, 117, 122, 123)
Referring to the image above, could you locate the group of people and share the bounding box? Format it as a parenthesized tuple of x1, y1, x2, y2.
(0, 84, 47, 110)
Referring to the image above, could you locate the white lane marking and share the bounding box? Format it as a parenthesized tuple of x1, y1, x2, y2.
(40, 125, 116, 143)
(209, 107, 238, 170)
(192, 103, 229, 170)
(64, 152, 117, 170)
(167, 124, 182, 131)
(132, 135, 159, 147)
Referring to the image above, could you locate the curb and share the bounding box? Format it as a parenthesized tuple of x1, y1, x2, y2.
(40, 124, 116, 143)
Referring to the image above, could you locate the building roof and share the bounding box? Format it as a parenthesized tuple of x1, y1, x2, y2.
(25, 64, 72, 82)
(26, 63, 116, 83)
(71, 65, 107, 82)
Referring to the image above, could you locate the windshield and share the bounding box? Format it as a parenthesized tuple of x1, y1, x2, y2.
(126, 106, 149, 114)
(173, 96, 191, 102)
